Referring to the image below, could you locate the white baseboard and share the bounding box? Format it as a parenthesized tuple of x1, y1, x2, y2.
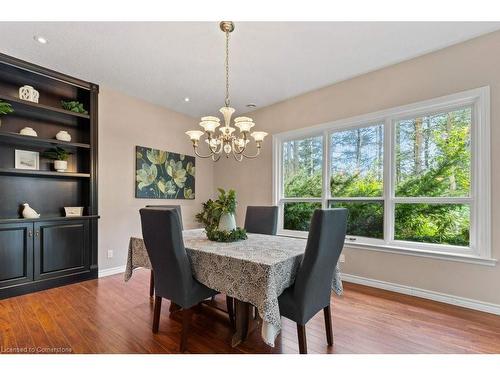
(98, 265, 126, 278)
(96, 266, 500, 315)
(341, 273, 500, 316)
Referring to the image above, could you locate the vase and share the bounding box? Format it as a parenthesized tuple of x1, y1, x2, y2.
(22, 203, 40, 218)
(20, 127, 38, 137)
(56, 130, 71, 142)
(54, 160, 68, 172)
(218, 212, 236, 231)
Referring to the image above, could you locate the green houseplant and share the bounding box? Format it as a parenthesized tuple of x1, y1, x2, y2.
(42, 147, 72, 172)
(196, 188, 247, 242)
(61, 100, 88, 115)
(0, 100, 14, 127)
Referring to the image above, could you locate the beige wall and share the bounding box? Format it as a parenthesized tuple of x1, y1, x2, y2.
(98, 87, 213, 270)
(214, 31, 500, 305)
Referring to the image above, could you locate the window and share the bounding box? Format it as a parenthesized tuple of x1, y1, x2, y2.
(393, 108, 471, 247)
(281, 136, 323, 232)
(273, 87, 492, 263)
(329, 123, 384, 240)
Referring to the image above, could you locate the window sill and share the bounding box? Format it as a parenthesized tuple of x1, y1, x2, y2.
(277, 232, 497, 266)
(345, 242, 497, 266)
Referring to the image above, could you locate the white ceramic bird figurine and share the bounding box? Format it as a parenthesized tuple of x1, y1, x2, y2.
(22, 203, 40, 218)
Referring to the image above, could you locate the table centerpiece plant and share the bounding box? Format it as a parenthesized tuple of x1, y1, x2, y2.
(196, 188, 247, 242)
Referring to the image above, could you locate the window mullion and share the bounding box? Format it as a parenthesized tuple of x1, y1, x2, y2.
(384, 117, 394, 244)
(322, 130, 329, 209)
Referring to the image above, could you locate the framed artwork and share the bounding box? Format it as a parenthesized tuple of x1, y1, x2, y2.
(15, 150, 39, 170)
(135, 145, 195, 199)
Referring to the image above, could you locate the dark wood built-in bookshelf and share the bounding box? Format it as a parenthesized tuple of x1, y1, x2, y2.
(0, 53, 99, 298)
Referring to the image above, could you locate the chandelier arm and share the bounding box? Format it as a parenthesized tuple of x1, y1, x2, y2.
(209, 142, 219, 154)
(233, 152, 243, 162)
(216, 139, 225, 154)
(193, 145, 215, 159)
(231, 143, 245, 158)
(230, 137, 246, 155)
(212, 152, 222, 162)
(240, 146, 262, 159)
(205, 134, 224, 154)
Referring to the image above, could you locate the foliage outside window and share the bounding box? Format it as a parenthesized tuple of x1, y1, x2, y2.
(283, 136, 323, 198)
(275, 88, 491, 260)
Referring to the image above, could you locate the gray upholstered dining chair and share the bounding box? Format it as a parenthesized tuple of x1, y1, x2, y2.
(278, 208, 347, 354)
(140, 208, 217, 352)
(145, 205, 183, 297)
(244, 206, 279, 235)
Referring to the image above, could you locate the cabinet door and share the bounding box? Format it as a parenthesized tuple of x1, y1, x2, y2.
(0, 222, 33, 288)
(34, 220, 89, 280)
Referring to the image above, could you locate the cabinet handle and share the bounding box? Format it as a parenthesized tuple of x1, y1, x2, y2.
(28, 230, 33, 237)
(35, 230, 40, 237)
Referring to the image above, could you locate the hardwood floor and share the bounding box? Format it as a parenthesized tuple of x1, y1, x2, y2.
(1, 268, 500, 354)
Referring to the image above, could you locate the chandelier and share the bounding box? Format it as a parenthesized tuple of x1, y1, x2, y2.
(186, 21, 267, 162)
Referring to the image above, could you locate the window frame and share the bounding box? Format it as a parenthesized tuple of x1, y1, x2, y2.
(272, 87, 494, 265)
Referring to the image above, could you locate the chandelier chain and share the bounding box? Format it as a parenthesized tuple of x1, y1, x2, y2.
(225, 30, 230, 107)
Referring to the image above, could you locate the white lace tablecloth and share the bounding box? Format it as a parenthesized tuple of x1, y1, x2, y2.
(125, 229, 343, 347)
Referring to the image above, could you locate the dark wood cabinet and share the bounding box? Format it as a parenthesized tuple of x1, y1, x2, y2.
(0, 53, 99, 299)
(0, 217, 96, 298)
(34, 220, 89, 280)
(0, 222, 33, 289)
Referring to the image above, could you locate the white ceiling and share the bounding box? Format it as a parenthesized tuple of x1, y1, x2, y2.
(0, 22, 499, 118)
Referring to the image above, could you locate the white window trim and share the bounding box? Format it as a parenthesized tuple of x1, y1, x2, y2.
(272, 86, 495, 266)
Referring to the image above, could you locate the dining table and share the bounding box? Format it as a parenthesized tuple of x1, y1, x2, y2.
(125, 228, 343, 347)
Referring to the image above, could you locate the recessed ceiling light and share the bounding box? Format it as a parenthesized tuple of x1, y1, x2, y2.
(34, 35, 48, 44)
(246, 103, 257, 108)
(184, 97, 190, 102)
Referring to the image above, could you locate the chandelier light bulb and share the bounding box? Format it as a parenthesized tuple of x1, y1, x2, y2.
(251, 131, 268, 143)
(185, 130, 204, 141)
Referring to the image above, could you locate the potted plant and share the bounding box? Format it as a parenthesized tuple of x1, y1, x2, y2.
(0, 100, 14, 127)
(61, 100, 88, 115)
(196, 188, 247, 242)
(42, 147, 71, 172)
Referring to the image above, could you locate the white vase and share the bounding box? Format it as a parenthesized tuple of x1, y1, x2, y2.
(22, 203, 40, 218)
(20, 127, 38, 137)
(56, 130, 71, 142)
(54, 160, 68, 172)
(218, 212, 236, 231)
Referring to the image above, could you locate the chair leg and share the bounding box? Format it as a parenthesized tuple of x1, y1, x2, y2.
(180, 308, 193, 352)
(296, 324, 307, 354)
(152, 296, 162, 333)
(149, 270, 155, 297)
(324, 305, 333, 346)
(169, 301, 181, 313)
(226, 296, 235, 329)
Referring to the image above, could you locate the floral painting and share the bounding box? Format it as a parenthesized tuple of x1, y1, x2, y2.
(135, 146, 195, 199)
